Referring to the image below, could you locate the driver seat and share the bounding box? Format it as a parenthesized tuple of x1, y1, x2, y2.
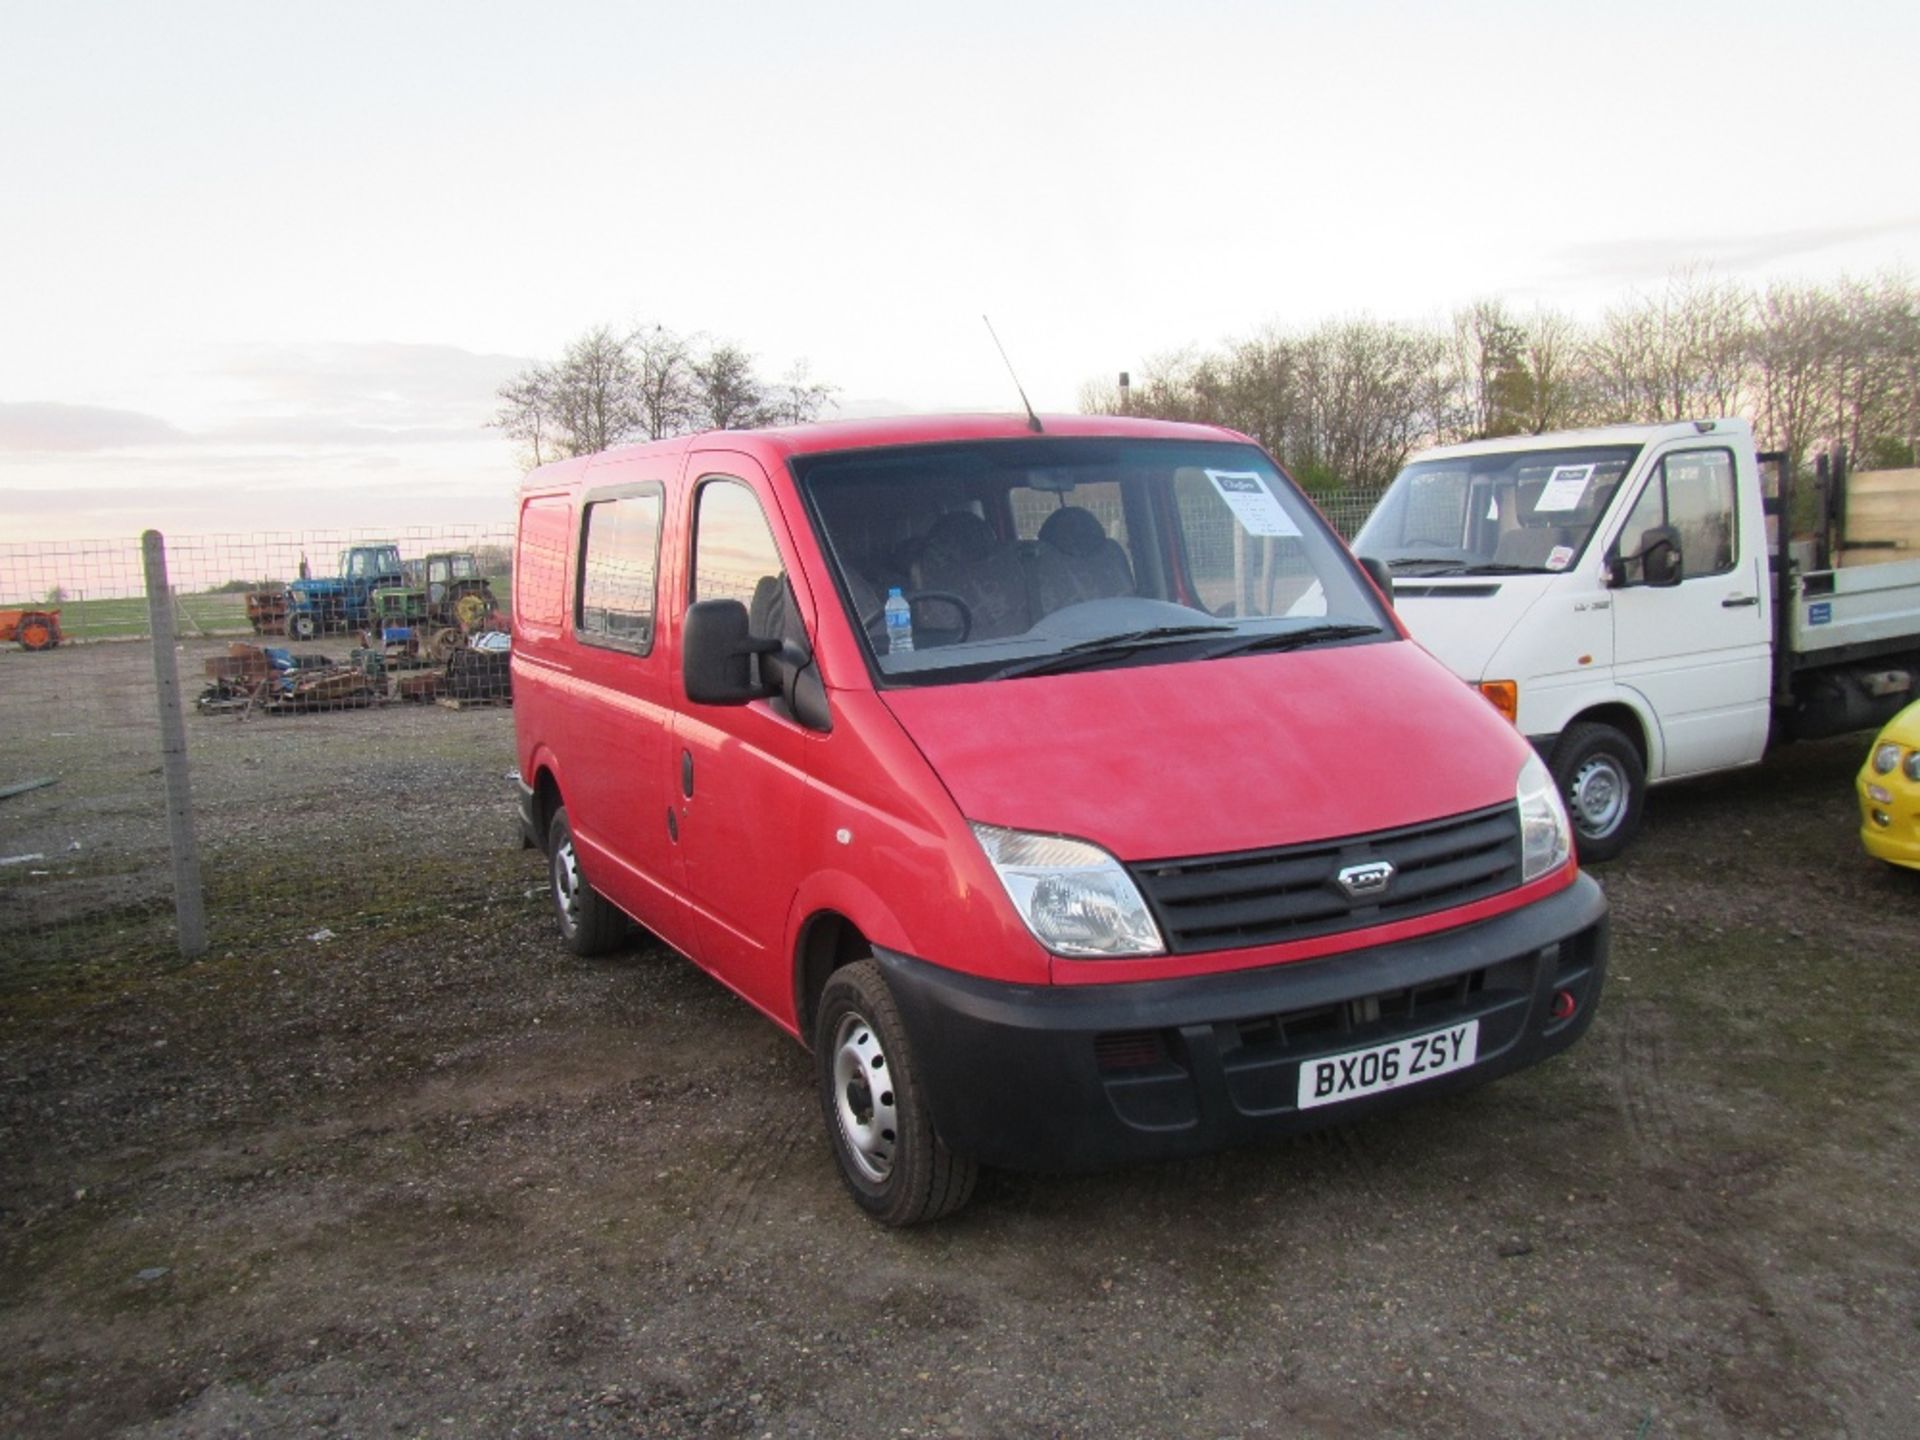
(911, 510, 1032, 640)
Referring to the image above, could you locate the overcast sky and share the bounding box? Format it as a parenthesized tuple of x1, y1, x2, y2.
(3, 0, 1917, 545)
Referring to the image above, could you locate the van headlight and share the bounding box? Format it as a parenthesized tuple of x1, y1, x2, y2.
(970, 823, 1165, 957)
(1517, 754, 1573, 881)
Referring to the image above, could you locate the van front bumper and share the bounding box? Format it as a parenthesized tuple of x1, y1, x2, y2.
(875, 873, 1608, 1172)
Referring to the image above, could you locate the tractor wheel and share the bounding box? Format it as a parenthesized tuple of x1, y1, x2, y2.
(454, 591, 490, 633)
(427, 626, 462, 664)
(17, 614, 58, 652)
(289, 612, 319, 642)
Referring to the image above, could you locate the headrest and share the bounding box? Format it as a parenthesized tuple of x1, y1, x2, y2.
(925, 510, 997, 563)
(1038, 505, 1108, 557)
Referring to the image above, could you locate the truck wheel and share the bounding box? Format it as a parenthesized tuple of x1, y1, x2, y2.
(289, 613, 318, 641)
(814, 959, 977, 1226)
(1550, 722, 1645, 863)
(547, 806, 626, 957)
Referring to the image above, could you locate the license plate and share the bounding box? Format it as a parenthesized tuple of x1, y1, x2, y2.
(1296, 1020, 1480, 1110)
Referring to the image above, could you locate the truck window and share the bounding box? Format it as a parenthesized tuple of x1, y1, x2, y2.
(578, 490, 664, 647)
(1618, 448, 1737, 582)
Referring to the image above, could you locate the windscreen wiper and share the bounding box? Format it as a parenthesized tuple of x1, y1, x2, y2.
(1203, 622, 1384, 659)
(989, 624, 1232, 680)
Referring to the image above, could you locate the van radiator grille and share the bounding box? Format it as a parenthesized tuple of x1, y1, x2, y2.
(1129, 803, 1522, 955)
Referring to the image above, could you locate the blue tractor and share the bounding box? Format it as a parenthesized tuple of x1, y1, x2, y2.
(284, 544, 405, 640)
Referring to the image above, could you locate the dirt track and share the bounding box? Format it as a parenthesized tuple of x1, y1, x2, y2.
(2, 638, 1917, 1438)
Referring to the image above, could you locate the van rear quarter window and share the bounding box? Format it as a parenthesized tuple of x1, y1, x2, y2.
(516, 495, 572, 631)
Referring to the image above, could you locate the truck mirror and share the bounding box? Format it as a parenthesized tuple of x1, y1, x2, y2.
(1641, 526, 1683, 588)
(683, 599, 777, 704)
(1357, 555, 1394, 608)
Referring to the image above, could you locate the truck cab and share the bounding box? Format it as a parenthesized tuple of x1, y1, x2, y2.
(1356, 420, 1920, 859)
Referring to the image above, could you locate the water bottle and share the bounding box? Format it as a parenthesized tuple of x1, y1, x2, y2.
(884, 586, 914, 654)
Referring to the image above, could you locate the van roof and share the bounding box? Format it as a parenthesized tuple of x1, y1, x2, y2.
(518, 413, 1249, 490)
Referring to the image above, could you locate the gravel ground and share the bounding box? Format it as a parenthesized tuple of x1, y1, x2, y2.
(2, 638, 1917, 1438)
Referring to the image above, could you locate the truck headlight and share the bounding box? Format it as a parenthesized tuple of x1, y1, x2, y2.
(970, 823, 1165, 957)
(1517, 754, 1573, 881)
(1873, 742, 1902, 775)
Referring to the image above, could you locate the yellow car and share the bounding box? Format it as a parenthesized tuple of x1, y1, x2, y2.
(1859, 698, 1920, 869)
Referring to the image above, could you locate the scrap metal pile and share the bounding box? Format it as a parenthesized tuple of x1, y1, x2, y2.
(196, 635, 512, 716)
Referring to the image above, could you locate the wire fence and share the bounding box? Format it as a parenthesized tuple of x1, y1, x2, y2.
(0, 528, 521, 986)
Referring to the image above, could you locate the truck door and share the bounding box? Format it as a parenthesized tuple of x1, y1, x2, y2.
(671, 457, 823, 1025)
(1608, 445, 1771, 777)
(563, 476, 700, 955)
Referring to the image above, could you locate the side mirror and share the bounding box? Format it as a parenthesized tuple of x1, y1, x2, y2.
(1357, 555, 1394, 608)
(1641, 526, 1683, 588)
(1612, 525, 1683, 589)
(683, 599, 778, 704)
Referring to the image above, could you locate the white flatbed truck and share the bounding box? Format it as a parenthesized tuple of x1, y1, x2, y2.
(1354, 419, 1920, 859)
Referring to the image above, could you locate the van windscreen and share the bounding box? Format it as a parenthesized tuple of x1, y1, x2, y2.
(793, 438, 1388, 685)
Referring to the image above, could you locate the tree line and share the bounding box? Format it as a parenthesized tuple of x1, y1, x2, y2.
(495, 324, 837, 467)
(1082, 271, 1920, 491)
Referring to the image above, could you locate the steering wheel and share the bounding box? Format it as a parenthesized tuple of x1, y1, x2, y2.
(862, 590, 973, 646)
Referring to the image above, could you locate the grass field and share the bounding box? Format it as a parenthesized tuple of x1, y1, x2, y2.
(5, 579, 515, 643)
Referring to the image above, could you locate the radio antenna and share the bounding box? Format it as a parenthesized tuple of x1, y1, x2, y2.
(983, 315, 1043, 433)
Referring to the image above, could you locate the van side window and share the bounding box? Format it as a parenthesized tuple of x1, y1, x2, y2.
(578, 490, 663, 648)
(694, 479, 788, 640)
(1618, 448, 1737, 582)
(516, 495, 572, 629)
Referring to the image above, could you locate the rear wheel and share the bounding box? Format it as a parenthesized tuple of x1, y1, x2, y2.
(547, 806, 627, 956)
(814, 959, 976, 1225)
(1550, 721, 1645, 863)
(17, 614, 57, 651)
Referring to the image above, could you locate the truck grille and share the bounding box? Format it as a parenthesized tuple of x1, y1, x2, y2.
(1130, 803, 1522, 955)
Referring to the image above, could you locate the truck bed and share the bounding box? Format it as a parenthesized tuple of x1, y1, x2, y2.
(1792, 554, 1920, 659)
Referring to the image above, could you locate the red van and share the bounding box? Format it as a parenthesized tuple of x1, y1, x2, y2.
(512, 414, 1609, 1224)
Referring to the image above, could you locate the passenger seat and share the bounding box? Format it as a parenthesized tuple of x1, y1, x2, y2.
(1032, 506, 1135, 616)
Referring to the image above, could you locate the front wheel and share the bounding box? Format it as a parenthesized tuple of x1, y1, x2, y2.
(814, 960, 977, 1226)
(1550, 722, 1645, 864)
(289, 612, 319, 641)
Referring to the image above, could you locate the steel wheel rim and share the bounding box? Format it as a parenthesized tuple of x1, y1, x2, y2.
(1568, 754, 1627, 837)
(552, 838, 581, 936)
(830, 1011, 898, 1184)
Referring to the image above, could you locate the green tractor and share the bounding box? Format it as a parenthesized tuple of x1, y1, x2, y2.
(368, 552, 502, 664)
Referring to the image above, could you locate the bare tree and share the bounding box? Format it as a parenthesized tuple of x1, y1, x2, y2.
(768, 360, 838, 427)
(693, 342, 770, 430)
(630, 324, 698, 441)
(493, 364, 558, 468)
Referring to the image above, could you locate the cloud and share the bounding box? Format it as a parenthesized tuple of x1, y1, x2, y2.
(1549, 215, 1920, 288)
(0, 401, 187, 453)
(204, 340, 532, 429)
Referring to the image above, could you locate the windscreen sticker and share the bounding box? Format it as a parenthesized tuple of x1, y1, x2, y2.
(1545, 544, 1575, 571)
(1534, 464, 1594, 513)
(1204, 469, 1301, 537)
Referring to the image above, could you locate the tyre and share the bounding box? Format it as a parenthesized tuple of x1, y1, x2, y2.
(814, 959, 977, 1226)
(1550, 721, 1645, 864)
(17, 614, 57, 651)
(289, 612, 319, 641)
(547, 806, 627, 956)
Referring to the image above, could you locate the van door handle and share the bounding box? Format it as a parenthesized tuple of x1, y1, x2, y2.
(681, 750, 694, 798)
(1721, 595, 1759, 608)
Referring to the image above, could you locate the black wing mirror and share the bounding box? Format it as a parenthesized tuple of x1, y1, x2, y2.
(1610, 525, 1683, 589)
(1357, 555, 1394, 608)
(683, 599, 780, 704)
